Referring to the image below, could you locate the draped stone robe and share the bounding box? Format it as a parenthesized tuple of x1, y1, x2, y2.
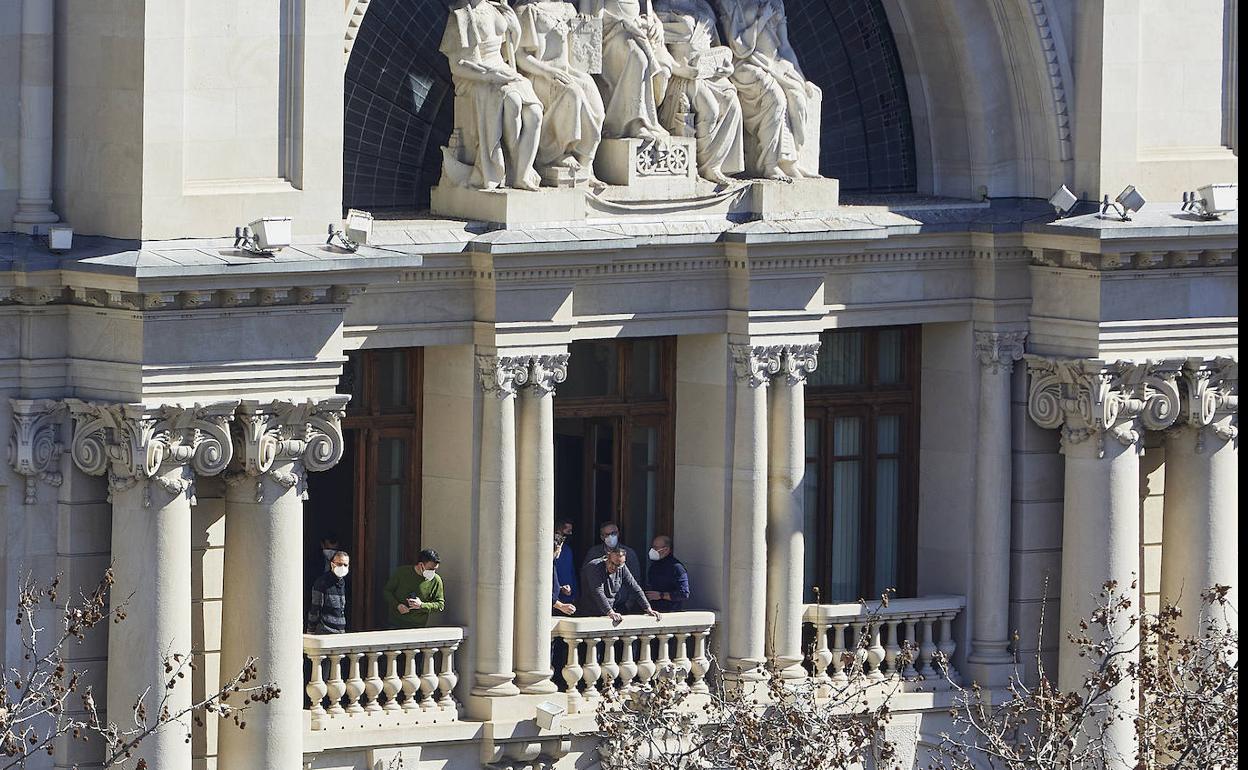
(599, 0, 672, 138)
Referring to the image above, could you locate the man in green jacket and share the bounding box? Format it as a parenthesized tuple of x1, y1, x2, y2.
(384, 548, 446, 629)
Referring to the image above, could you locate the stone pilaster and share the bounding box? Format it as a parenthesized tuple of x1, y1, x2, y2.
(1026, 358, 1180, 770)
(12, 0, 59, 230)
(967, 331, 1025, 679)
(66, 400, 237, 770)
(217, 398, 347, 770)
(7, 398, 66, 504)
(1161, 358, 1238, 635)
(762, 343, 819, 679)
(511, 353, 568, 695)
(472, 353, 523, 698)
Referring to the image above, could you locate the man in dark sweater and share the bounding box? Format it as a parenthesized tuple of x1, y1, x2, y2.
(307, 551, 350, 634)
(581, 545, 661, 625)
(644, 535, 689, 611)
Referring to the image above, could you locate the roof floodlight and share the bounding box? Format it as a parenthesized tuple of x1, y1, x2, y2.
(1048, 184, 1078, 218)
(1100, 185, 1145, 221)
(1183, 183, 1237, 219)
(345, 209, 374, 246)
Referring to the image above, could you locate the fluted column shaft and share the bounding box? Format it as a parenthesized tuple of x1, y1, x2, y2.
(67, 401, 237, 770)
(969, 332, 1025, 672)
(218, 399, 347, 770)
(725, 344, 770, 682)
(512, 354, 566, 694)
(764, 344, 818, 679)
(14, 0, 59, 230)
(1160, 358, 1238, 636)
(473, 355, 521, 696)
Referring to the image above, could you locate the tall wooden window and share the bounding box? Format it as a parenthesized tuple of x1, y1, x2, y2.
(804, 327, 920, 603)
(554, 338, 675, 577)
(307, 348, 423, 630)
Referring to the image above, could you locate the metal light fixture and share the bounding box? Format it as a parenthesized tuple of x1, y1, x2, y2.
(345, 208, 374, 245)
(1101, 185, 1145, 221)
(47, 224, 73, 253)
(1048, 184, 1078, 218)
(234, 217, 292, 257)
(326, 224, 358, 252)
(534, 700, 565, 730)
(1182, 183, 1237, 219)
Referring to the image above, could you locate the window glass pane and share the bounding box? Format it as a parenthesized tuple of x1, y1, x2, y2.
(375, 350, 409, 409)
(341, 351, 366, 412)
(877, 414, 900, 455)
(877, 329, 904, 384)
(873, 458, 901, 596)
(628, 425, 659, 580)
(627, 339, 663, 399)
(829, 459, 861, 602)
(809, 331, 863, 387)
(802, 417, 820, 603)
(833, 416, 861, 456)
(560, 341, 618, 398)
(371, 437, 409, 623)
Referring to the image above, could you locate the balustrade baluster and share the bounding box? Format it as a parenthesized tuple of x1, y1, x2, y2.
(582, 638, 603, 704)
(438, 644, 460, 709)
(419, 648, 439, 709)
(344, 652, 366, 714)
(937, 612, 959, 685)
(618, 635, 639, 688)
(673, 632, 692, 690)
(812, 616, 832, 685)
(689, 630, 710, 694)
(324, 652, 347, 716)
(830, 623, 849, 684)
(866, 622, 886, 681)
(305, 653, 328, 720)
(636, 634, 656, 686)
(901, 617, 919, 678)
(401, 649, 420, 711)
(919, 616, 937, 678)
(656, 632, 674, 676)
(883, 619, 902, 678)
(381, 650, 402, 712)
(363, 651, 384, 714)
(601, 636, 621, 691)
(561, 636, 585, 713)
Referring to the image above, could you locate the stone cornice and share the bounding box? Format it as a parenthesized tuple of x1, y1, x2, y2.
(1, 284, 367, 311)
(65, 400, 238, 505)
(7, 398, 66, 504)
(1025, 357, 1183, 455)
(1030, 246, 1237, 271)
(226, 398, 349, 502)
(1175, 357, 1239, 449)
(974, 331, 1027, 375)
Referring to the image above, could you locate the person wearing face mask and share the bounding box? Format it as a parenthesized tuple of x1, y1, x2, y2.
(644, 535, 689, 611)
(384, 548, 447, 629)
(581, 520, 641, 582)
(306, 551, 350, 634)
(553, 518, 578, 603)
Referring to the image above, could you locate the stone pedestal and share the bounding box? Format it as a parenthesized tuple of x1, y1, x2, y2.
(594, 137, 698, 199)
(746, 178, 840, 218)
(430, 184, 586, 226)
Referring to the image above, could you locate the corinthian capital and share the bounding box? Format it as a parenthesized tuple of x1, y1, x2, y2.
(1025, 358, 1182, 456)
(65, 400, 239, 506)
(228, 397, 349, 502)
(8, 399, 66, 504)
(730, 343, 776, 388)
(974, 331, 1027, 375)
(754, 343, 821, 387)
(508, 354, 569, 395)
(1177, 357, 1239, 448)
(476, 353, 523, 398)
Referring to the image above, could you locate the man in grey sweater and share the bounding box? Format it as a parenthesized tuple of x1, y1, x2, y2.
(581, 545, 662, 625)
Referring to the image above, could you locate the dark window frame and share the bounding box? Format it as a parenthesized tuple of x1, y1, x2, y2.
(805, 326, 920, 601)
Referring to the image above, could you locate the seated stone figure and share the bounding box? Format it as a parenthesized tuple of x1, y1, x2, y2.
(598, 0, 676, 139)
(439, 0, 543, 190)
(514, 0, 606, 185)
(718, 0, 821, 179)
(655, 0, 744, 185)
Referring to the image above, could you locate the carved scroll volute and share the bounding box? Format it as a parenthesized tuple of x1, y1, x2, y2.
(302, 396, 350, 474)
(8, 399, 67, 504)
(509, 354, 570, 395)
(1138, 360, 1183, 433)
(477, 354, 520, 399)
(1180, 357, 1239, 448)
(730, 343, 772, 388)
(229, 398, 349, 502)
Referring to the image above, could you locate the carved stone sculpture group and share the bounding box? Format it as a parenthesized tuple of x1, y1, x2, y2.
(438, 0, 820, 191)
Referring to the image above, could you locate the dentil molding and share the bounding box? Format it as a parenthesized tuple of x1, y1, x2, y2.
(1025, 357, 1183, 455)
(226, 398, 349, 502)
(7, 399, 66, 504)
(66, 400, 239, 506)
(974, 331, 1027, 375)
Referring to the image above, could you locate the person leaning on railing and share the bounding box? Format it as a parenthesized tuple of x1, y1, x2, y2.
(384, 548, 446, 629)
(581, 544, 662, 626)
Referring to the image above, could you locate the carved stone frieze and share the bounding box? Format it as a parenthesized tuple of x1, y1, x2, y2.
(974, 331, 1027, 375)
(1025, 357, 1183, 456)
(226, 398, 349, 502)
(65, 400, 239, 506)
(1175, 357, 1239, 450)
(7, 399, 66, 504)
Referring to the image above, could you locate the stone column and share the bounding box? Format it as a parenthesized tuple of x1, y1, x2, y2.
(764, 344, 819, 679)
(13, 0, 59, 231)
(1027, 358, 1179, 770)
(512, 354, 566, 694)
(724, 344, 773, 682)
(67, 400, 237, 770)
(472, 354, 522, 697)
(1161, 358, 1238, 636)
(217, 398, 347, 770)
(968, 331, 1026, 678)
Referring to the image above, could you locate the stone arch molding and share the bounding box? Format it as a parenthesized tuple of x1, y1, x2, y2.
(343, 0, 372, 64)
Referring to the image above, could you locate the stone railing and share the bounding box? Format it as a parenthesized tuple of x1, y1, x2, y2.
(552, 611, 716, 714)
(303, 627, 463, 730)
(803, 595, 966, 686)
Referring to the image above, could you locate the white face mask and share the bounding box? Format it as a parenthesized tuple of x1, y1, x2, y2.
(648, 548, 663, 561)
(332, 565, 349, 578)
(421, 570, 438, 580)
(603, 534, 619, 549)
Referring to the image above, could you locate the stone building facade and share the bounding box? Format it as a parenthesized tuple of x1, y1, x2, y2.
(0, 1, 1237, 769)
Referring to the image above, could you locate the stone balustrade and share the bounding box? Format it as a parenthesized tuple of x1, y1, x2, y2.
(303, 627, 464, 730)
(803, 596, 966, 686)
(552, 611, 716, 714)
